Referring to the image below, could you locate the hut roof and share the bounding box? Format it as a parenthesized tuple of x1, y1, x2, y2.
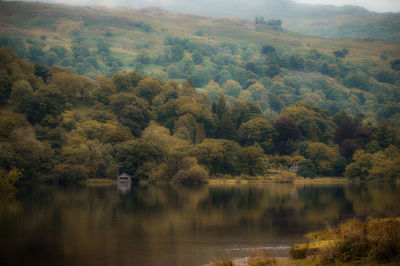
(118, 173, 131, 178)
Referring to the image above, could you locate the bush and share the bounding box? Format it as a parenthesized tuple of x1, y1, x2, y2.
(297, 159, 316, 178)
(314, 218, 400, 264)
(171, 157, 209, 185)
(248, 250, 277, 266)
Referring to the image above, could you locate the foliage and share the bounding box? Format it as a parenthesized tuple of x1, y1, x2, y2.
(0, 168, 22, 192)
(345, 146, 400, 181)
(309, 218, 400, 264)
(0, 38, 399, 185)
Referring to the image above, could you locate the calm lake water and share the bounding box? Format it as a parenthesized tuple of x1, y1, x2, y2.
(1, 183, 400, 266)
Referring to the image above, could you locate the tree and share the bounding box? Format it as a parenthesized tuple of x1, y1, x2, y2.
(170, 44, 184, 62)
(301, 142, 342, 176)
(239, 145, 266, 176)
(376, 120, 398, 149)
(224, 80, 241, 98)
(8, 127, 53, 181)
(190, 139, 241, 175)
(192, 49, 203, 64)
(170, 157, 209, 185)
(333, 48, 349, 59)
(390, 59, 400, 71)
(135, 78, 161, 103)
(281, 102, 335, 143)
(216, 112, 236, 140)
(264, 64, 281, 78)
(232, 100, 262, 129)
(10, 80, 34, 112)
(173, 114, 197, 143)
(35, 85, 66, 117)
(50, 46, 68, 59)
(205, 80, 223, 101)
(0, 168, 22, 192)
(28, 46, 44, 63)
(49, 71, 94, 101)
(217, 69, 232, 86)
(261, 44, 276, 56)
(334, 121, 358, 144)
(191, 66, 209, 87)
(273, 116, 300, 154)
(297, 159, 317, 178)
(345, 146, 400, 181)
(110, 93, 151, 136)
(166, 65, 181, 79)
(136, 50, 151, 64)
(116, 139, 164, 180)
(339, 139, 360, 158)
(112, 72, 144, 93)
(71, 44, 89, 59)
(245, 61, 258, 73)
(345, 150, 373, 180)
(34, 63, 50, 82)
(0, 143, 16, 171)
(238, 117, 276, 153)
(182, 56, 194, 74)
(212, 95, 228, 119)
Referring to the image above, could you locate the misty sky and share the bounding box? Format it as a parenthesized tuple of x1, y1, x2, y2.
(295, 0, 400, 12)
(10, 0, 400, 13)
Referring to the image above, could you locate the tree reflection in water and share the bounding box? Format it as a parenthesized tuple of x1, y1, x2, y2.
(1, 183, 400, 266)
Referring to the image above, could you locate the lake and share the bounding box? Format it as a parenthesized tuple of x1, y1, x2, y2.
(1, 183, 400, 266)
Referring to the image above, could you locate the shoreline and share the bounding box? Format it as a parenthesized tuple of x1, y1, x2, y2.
(208, 176, 350, 185)
(82, 175, 400, 187)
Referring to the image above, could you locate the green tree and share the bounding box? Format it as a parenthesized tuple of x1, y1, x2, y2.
(135, 78, 161, 103)
(192, 49, 203, 64)
(170, 44, 184, 62)
(238, 117, 276, 152)
(239, 145, 266, 176)
(231, 100, 262, 129)
(297, 159, 317, 178)
(112, 72, 144, 93)
(136, 50, 151, 64)
(116, 139, 164, 180)
(10, 80, 34, 112)
(224, 80, 241, 98)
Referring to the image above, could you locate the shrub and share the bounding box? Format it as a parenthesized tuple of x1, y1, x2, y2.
(211, 258, 233, 266)
(248, 250, 277, 266)
(315, 218, 400, 264)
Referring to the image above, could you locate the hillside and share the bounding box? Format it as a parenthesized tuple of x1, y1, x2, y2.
(1, 1, 400, 124)
(11, 0, 400, 40)
(130, 0, 400, 41)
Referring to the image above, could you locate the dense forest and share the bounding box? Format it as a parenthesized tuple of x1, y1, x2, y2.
(0, 2, 400, 190)
(0, 44, 399, 190)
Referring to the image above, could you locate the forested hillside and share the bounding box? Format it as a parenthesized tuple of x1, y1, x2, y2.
(1, 2, 400, 123)
(0, 2, 400, 188)
(0, 47, 399, 189)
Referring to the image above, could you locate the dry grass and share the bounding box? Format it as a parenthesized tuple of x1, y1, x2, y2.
(290, 218, 400, 264)
(247, 250, 277, 266)
(211, 258, 234, 266)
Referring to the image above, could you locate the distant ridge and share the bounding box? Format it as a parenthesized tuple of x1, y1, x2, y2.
(2, 0, 400, 40)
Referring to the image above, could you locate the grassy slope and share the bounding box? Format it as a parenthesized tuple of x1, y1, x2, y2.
(1, 1, 399, 71)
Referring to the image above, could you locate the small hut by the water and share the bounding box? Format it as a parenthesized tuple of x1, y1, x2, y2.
(117, 173, 131, 184)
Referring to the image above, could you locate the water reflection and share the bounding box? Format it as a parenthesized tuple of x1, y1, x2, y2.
(0, 183, 400, 266)
(117, 182, 131, 195)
